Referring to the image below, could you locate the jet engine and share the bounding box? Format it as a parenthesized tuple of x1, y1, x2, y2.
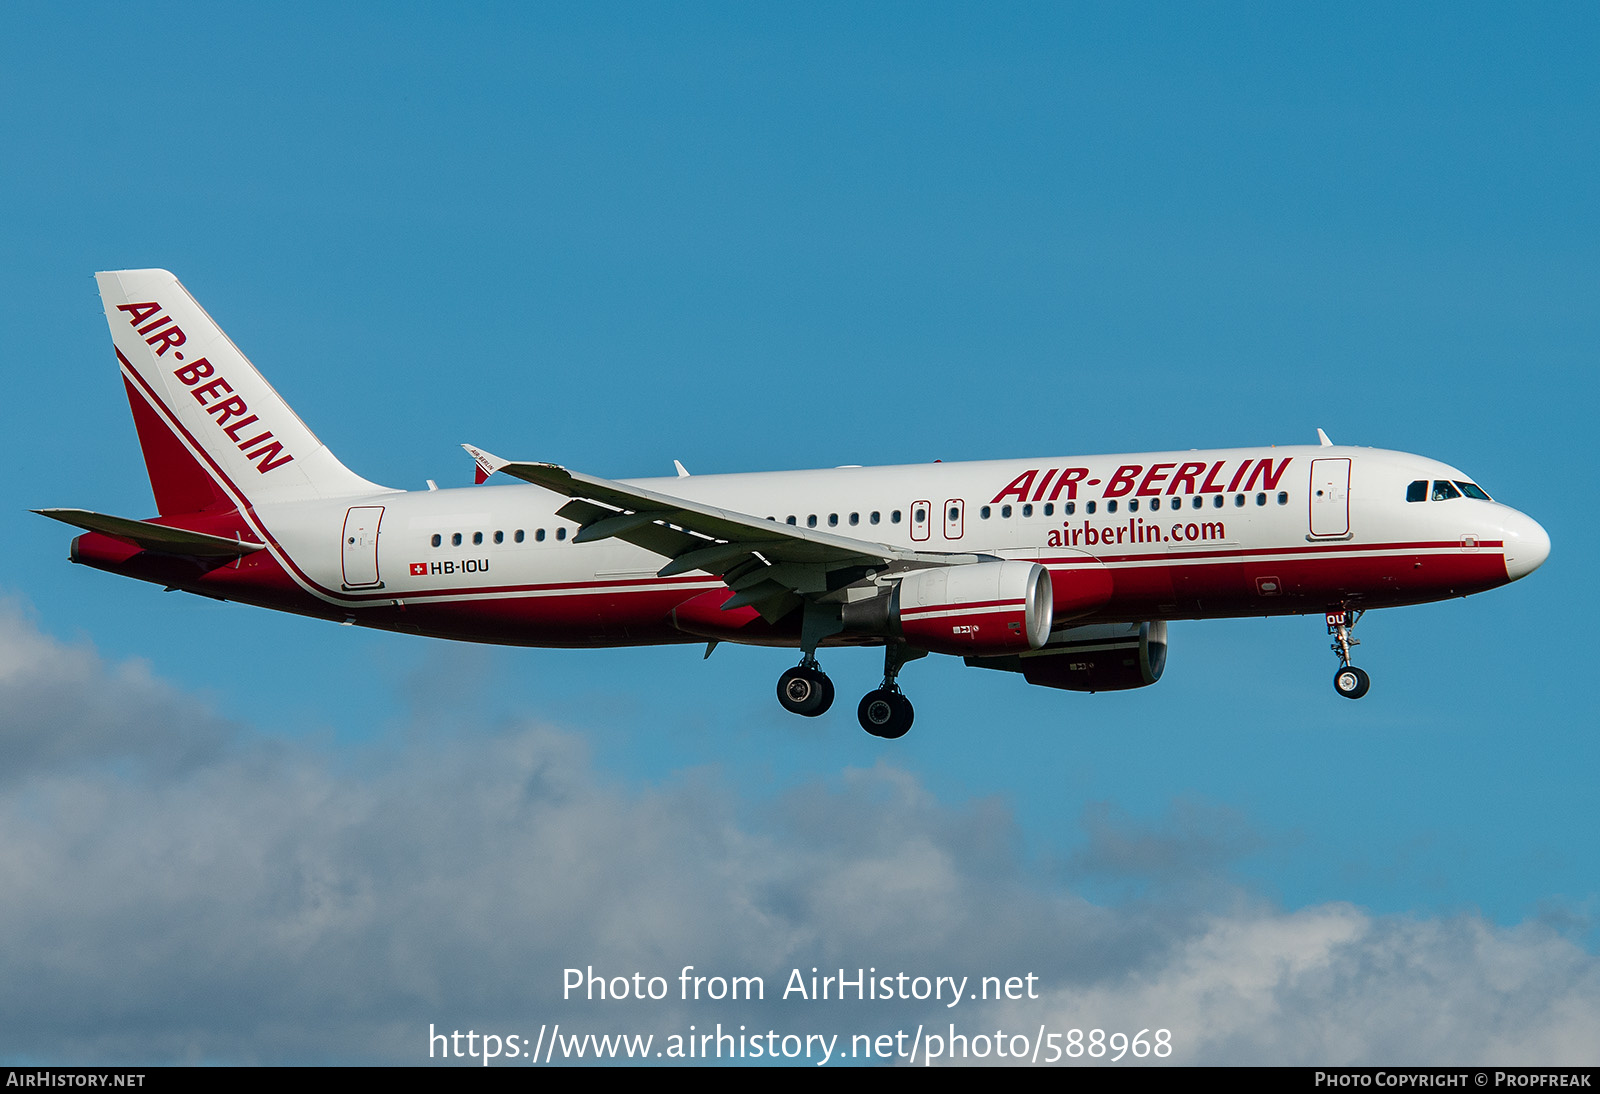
(964, 620, 1168, 692)
(843, 560, 1053, 657)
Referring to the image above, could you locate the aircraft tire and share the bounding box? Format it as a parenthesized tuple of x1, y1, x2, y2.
(857, 690, 914, 738)
(813, 672, 835, 716)
(778, 667, 833, 716)
(1333, 665, 1371, 700)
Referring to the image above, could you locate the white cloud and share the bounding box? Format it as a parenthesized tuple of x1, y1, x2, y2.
(0, 604, 1594, 1065)
(1003, 907, 1600, 1065)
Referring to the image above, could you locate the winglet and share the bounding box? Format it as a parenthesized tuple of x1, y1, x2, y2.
(1316, 428, 1333, 447)
(462, 444, 508, 484)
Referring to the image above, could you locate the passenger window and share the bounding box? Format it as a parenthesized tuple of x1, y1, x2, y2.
(849, 513, 859, 525)
(1086, 501, 1096, 514)
(1194, 496, 1205, 509)
(1001, 504, 1012, 518)
(494, 530, 504, 544)
(1022, 503, 1033, 517)
(515, 530, 524, 543)
(1234, 494, 1245, 507)
(1432, 480, 1461, 501)
(1044, 503, 1054, 516)
(1064, 502, 1075, 515)
(452, 532, 462, 546)
(828, 514, 838, 527)
(947, 507, 958, 522)
(980, 506, 991, 519)
(1129, 499, 1139, 512)
(870, 511, 881, 525)
(1406, 480, 1428, 503)
(1170, 497, 1181, 511)
(536, 529, 546, 542)
(556, 528, 567, 540)
(807, 515, 818, 528)
(1255, 493, 1267, 506)
(1106, 500, 1117, 514)
(892, 510, 902, 524)
(914, 508, 926, 522)
(1213, 495, 1224, 508)
(1276, 492, 1288, 505)
(473, 531, 483, 545)
(431, 534, 441, 548)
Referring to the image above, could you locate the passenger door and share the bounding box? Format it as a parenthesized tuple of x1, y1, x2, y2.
(341, 506, 385, 588)
(1309, 458, 1351, 537)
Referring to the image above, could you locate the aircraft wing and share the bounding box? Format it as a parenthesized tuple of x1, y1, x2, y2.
(463, 445, 985, 621)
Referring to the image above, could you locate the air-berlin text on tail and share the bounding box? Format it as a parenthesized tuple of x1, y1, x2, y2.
(116, 301, 295, 475)
(990, 458, 1293, 504)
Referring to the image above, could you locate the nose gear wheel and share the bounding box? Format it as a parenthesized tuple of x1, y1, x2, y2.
(1334, 665, 1371, 699)
(1326, 608, 1371, 700)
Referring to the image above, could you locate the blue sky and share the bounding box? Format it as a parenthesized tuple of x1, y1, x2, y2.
(2, 3, 1597, 1065)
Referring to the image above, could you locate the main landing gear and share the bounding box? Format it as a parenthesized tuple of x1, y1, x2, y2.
(774, 642, 924, 738)
(857, 642, 919, 739)
(777, 657, 834, 717)
(1327, 608, 1371, 699)
(857, 689, 913, 739)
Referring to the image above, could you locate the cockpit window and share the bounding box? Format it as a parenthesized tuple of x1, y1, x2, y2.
(1406, 480, 1427, 503)
(1431, 480, 1461, 501)
(1454, 481, 1492, 501)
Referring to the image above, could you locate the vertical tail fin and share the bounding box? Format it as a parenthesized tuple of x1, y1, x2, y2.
(97, 269, 389, 513)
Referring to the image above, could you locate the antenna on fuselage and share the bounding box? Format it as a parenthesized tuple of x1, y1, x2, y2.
(1316, 428, 1334, 446)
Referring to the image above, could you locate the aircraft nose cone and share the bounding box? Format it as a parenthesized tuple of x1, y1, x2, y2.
(1502, 510, 1550, 581)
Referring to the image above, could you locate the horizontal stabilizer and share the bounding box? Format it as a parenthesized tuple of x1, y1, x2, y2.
(33, 508, 266, 558)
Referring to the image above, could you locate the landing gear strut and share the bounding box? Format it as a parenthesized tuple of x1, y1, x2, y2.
(776, 604, 842, 717)
(857, 642, 922, 739)
(1327, 608, 1371, 699)
(777, 656, 834, 717)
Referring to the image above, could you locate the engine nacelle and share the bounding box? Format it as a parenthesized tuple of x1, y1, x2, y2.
(964, 620, 1168, 692)
(888, 561, 1054, 656)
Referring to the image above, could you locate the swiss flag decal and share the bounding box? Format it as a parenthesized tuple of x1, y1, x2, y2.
(410, 563, 428, 576)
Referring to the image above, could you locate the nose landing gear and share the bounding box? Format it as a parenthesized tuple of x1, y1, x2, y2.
(1327, 609, 1371, 699)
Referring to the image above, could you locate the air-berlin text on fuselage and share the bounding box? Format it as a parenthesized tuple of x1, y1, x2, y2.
(116, 301, 294, 475)
(989, 458, 1293, 505)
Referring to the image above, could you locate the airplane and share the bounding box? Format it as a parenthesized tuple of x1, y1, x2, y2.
(38, 269, 1551, 738)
